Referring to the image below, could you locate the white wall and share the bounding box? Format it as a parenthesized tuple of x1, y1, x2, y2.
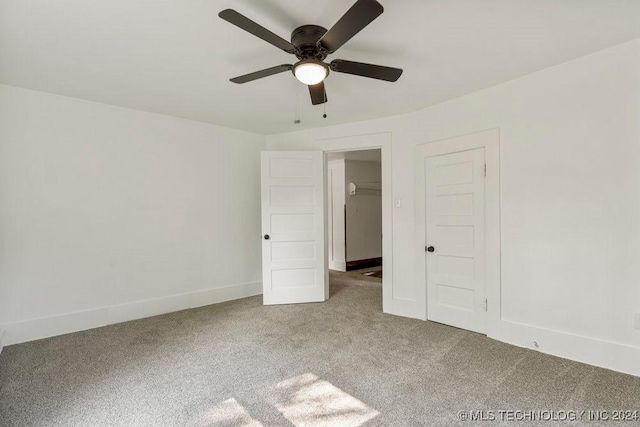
(0, 85, 265, 345)
(344, 160, 382, 262)
(267, 39, 640, 376)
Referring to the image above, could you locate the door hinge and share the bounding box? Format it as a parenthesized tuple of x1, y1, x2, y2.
(483, 163, 487, 177)
(482, 298, 488, 312)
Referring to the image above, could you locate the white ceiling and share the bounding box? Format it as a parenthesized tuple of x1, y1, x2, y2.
(1, 1, 639, 135)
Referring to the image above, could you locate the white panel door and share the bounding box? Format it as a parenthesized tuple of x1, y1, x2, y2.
(261, 151, 327, 305)
(425, 148, 486, 333)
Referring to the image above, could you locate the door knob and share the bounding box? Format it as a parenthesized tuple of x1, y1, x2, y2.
(426, 246, 435, 252)
(264, 234, 270, 240)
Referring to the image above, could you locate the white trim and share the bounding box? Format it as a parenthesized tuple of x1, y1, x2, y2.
(326, 159, 347, 272)
(314, 133, 400, 316)
(329, 261, 347, 272)
(496, 320, 640, 378)
(0, 281, 262, 346)
(415, 128, 501, 327)
(0, 328, 5, 356)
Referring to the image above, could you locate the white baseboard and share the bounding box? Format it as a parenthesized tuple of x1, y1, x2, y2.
(493, 320, 640, 378)
(3, 283, 637, 378)
(0, 328, 5, 356)
(1, 281, 262, 347)
(329, 261, 346, 272)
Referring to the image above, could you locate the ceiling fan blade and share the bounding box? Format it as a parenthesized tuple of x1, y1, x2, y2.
(308, 82, 328, 105)
(318, 0, 384, 54)
(230, 65, 293, 84)
(330, 59, 402, 82)
(219, 9, 297, 54)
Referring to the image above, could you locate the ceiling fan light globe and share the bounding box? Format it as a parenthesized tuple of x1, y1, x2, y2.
(294, 62, 328, 85)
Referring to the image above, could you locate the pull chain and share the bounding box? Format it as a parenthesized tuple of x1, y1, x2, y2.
(323, 82, 327, 119)
(294, 81, 301, 124)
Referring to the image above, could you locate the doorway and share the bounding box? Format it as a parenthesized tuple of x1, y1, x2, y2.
(327, 149, 382, 272)
(260, 132, 392, 311)
(326, 149, 383, 304)
(319, 132, 393, 314)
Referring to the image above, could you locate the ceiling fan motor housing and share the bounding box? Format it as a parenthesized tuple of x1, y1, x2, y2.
(291, 25, 328, 60)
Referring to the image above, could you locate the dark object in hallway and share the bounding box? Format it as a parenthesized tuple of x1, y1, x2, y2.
(346, 257, 382, 271)
(362, 269, 383, 279)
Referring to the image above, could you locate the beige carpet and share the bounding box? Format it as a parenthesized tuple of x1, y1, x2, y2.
(1, 271, 639, 426)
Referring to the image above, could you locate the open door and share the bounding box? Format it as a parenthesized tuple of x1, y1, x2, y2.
(261, 151, 328, 305)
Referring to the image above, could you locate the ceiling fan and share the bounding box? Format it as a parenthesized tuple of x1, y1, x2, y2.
(218, 0, 403, 105)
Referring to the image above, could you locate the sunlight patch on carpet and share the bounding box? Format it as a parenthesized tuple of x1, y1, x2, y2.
(205, 398, 263, 426)
(271, 373, 379, 427)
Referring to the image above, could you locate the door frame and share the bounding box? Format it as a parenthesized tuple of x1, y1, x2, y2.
(326, 159, 347, 272)
(314, 132, 392, 314)
(415, 128, 501, 335)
